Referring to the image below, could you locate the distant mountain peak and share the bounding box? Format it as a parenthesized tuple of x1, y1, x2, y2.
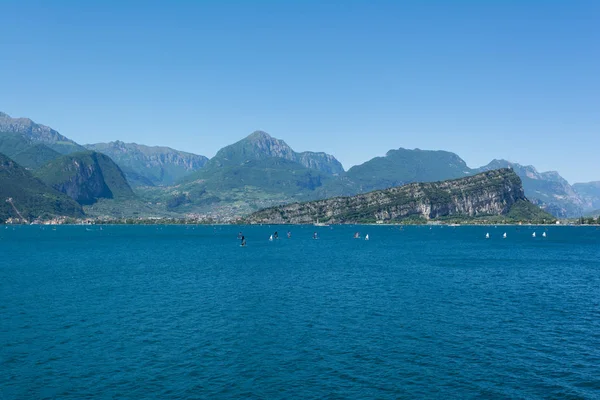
(206, 131, 344, 175)
(0, 111, 83, 154)
(85, 141, 208, 186)
(247, 130, 273, 140)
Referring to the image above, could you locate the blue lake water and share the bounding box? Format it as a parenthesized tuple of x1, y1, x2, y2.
(1, 225, 600, 399)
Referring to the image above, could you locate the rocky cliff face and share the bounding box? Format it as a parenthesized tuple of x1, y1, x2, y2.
(296, 151, 344, 175)
(0, 152, 84, 221)
(36, 151, 134, 205)
(476, 160, 584, 217)
(573, 181, 600, 211)
(246, 169, 546, 224)
(0, 112, 83, 154)
(85, 141, 208, 186)
(51, 160, 112, 205)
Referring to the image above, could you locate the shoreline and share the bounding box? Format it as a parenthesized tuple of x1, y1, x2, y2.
(4, 222, 599, 227)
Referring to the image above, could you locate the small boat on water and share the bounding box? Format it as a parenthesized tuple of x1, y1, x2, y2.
(314, 218, 329, 227)
(532, 232, 536, 238)
(503, 232, 507, 239)
(542, 232, 547, 238)
(485, 233, 490, 239)
(365, 234, 369, 241)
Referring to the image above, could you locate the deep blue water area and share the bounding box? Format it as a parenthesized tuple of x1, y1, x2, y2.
(2, 225, 600, 399)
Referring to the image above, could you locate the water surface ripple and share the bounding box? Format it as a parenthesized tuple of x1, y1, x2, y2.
(2, 225, 600, 399)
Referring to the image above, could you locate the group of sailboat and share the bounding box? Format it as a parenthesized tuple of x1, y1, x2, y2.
(485, 231, 547, 239)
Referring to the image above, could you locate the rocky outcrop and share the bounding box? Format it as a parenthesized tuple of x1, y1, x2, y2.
(476, 160, 584, 217)
(35, 151, 134, 205)
(296, 151, 344, 175)
(0, 153, 83, 221)
(246, 169, 548, 224)
(85, 141, 208, 186)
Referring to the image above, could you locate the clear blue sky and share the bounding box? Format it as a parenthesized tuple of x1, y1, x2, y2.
(1, 1, 598, 183)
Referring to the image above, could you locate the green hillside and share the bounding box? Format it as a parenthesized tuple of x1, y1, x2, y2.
(0, 132, 62, 168)
(191, 131, 344, 176)
(0, 153, 83, 222)
(85, 141, 208, 186)
(343, 148, 472, 193)
(0, 132, 33, 156)
(154, 157, 332, 215)
(11, 144, 61, 169)
(36, 151, 135, 205)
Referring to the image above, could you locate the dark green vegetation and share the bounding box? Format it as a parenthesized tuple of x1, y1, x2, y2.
(0, 153, 83, 222)
(36, 151, 134, 205)
(157, 131, 344, 216)
(154, 157, 332, 216)
(84, 141, 208, 186)
(246, 169, 555, 225)
(0, 132, 61, 169)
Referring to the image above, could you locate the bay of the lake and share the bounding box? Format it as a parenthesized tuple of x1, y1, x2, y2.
(1, 225, 599, 399)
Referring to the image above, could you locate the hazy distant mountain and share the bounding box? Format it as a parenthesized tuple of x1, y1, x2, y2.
(573, 181, 600, 211)
(475, 159, 584, 217)
(342, 148, 472, 193)
(0, 152, 83, 221)
(0, 112, 84, 154)
(35, 151, 134, 205)
(204, 131, 344, 175)
(0, 132, 61, 169)
(85, 141, 208, 186)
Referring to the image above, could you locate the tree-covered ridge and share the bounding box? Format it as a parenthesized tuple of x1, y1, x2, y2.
(343, 148, 472, 193)
(0, 152, 83, 222)
(0, 132, 61, 169)
(35, 151, 134, 205)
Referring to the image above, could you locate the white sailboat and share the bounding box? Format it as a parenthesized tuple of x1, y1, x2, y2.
(485, 233, 490, 239)
(542, 232, 547, 238)
(314, 218, 329, 227)
(503, 232, 507, 239)
(532, 232, 536, 238)
(365, 234, 369, 241)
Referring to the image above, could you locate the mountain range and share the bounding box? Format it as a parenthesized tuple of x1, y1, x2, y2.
(246, 169, 554, 224)
(84, 141, 209, 186)
(0, 111, 597, 220)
